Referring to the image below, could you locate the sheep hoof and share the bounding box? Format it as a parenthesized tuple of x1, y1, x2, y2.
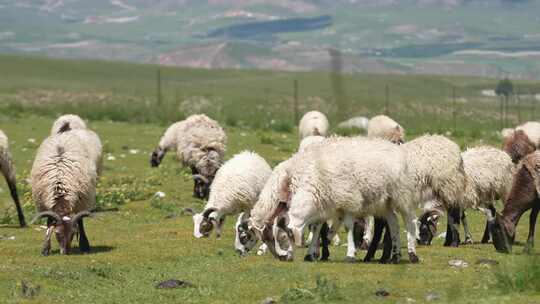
(304, 254, 317, 262)
(41, 249, 50, 256)
(344, 256, 357, 263)
(390, 254, 401, 264)
(462, 237, 473, 245)
(450, 241, 460, 247)
(359, 241, 369, 250)
(523, 244, 533, 255)
(408, 252, 419, 264)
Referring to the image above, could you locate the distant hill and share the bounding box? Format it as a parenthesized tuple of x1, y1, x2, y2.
(1, 0, 540, 78)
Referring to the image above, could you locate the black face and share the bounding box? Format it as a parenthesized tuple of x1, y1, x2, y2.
(418, 221, 436, 245)
(150, 149, 165, 167)
(490, 216, 512, 253)
(193, 177, 212, 199)
(199, 218, 213, 237)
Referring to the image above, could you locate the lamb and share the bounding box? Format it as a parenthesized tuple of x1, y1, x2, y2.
(50, 114, 87, 135)
(29, 127, 102, 255)
(150, 114, 227, 199)
(246, 137, 418, 263)
(0, 130, 26, 227)
(298, 111, 329, 139)
(417, 147, 514, 246)
(367, 115, 405, 144)
(490, 151, 540, 254)
(192, 151, 271, 240)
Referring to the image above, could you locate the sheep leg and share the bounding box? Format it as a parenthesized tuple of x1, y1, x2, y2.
(7, 178, 26, 227)
(384, 212, 401, 264)
(380, 221, 392, 263)
(344, 214, 357, 263)
(461, 210, 474, 244)
(364, 217, 385, 262)
(42, 218, 53, 256)
(304, 223, 322, 262)
(361, 216, 374, 250)
(401, 212, 419, 263)
(524, 204, 540, 254)
(78, 218, 90, 253)
(444, 207, 461, 247)
(480, 205, 496, 243)
(320, 222, 330, 261)
(256, 243, 268, 256)
(327, 216, 343, 247)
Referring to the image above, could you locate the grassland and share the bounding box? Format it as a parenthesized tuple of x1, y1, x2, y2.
(1, 55, 540, 303)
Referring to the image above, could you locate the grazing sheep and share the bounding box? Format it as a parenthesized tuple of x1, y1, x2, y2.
(30, 127, 101, 255)
(0, 130, 26, 227)
(490, 151, 540, 254)
(501, 128, 514, 139)
(367, 115, 405, 144)
(50, 114, 87, 135)
(150, 114, 227, 199)
(193, 151, 271, 239)
(417, 146, 514, 246)
(252, 137, 418, 263)
(337, 116, 369, 131)
(298, 111, 329, 139)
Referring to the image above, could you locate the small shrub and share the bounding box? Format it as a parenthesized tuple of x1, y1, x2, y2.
(493, 257, 540, 294)
(314, 275, 342, 301)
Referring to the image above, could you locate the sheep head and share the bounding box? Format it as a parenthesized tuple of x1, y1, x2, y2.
(417, 211, 441, 245)
(31, 210, 91, 255)
(192, 174, 212, 199)
(193, 208, 220, 238)
(235, 212, 258, 256)
(503, 130, 535, 164)
(150, 147, 166, 167)
(489, 213, 514, 254)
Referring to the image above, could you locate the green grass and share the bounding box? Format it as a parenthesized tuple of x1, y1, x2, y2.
(1, 56, 540, 303)
(0, 114, 539, 304)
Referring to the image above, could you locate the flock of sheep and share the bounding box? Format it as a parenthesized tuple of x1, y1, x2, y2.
(1, 111, 540, 263)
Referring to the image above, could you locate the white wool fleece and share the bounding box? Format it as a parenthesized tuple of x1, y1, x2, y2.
(298, 111, 329, 139)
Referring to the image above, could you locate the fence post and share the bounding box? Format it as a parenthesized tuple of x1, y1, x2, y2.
(294, 79, 299, 124)
(500, 96, 504, 130)
(385, 84, 389, 115)
(532, 91, 537, 121)
(516, 91, 522, 124)
(157, 68, 162, 106)
(452, 86, 457, 132)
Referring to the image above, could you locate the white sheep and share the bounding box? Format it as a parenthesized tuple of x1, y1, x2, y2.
(192, 151, 272, 240)
(298, 111, 329, 139)
(50, 114, 87, 135)
(402, 135, 467, 247)
(417, 146, 515, 246)
(245, 137, 418, 263)
(367, 115, 405, 144)
(30, 128, 102, 255)
(501, 128, 515, 139)
(298, 135, 325, 153)
(516, 121, 540, 147)
(150, 114, 227, 199)
(337, 116, 369, 131)
(0, 130, 26, 227)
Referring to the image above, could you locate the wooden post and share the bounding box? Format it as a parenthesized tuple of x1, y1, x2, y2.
(157, 68, 162, 106)
(452, 86, 457, 132)
(385, 84, 389, 115)
(294, 79, 299, 124)
(500, 96, 504, 130)
(532, 91, 537, 121)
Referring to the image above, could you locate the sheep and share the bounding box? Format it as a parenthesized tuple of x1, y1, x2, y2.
(192, 151, 271, 240)
(516, 121, 540, 147)
(247, 137, 418, 263)
(150, 114, 227, 199)
(337, 116, 369, 132)
(29, 127, 102, 255)
(298, 135, 325, 153)
(50, 114, 87, 135)
(490, 151, 540, 254)
(0, 130, 26, 227)
(298, 111, 329, 139)
(503, 129, 536, 164)
(367, 115, 405, 144)
(417, 147, 514, 246)
(501, 128, 514, 139)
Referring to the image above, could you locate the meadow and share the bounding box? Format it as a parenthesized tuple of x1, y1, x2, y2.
(1, 55, 540, 303)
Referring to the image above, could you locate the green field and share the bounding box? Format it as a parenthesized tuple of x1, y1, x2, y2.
(1, 55, 540, 303)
